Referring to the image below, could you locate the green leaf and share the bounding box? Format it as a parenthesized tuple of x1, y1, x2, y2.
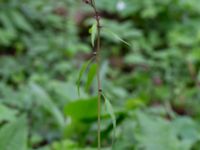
(103, 28, 130, 46)
(52, 139, 111, 150)
(135, 112, 200, 150)
(125, 98, 145, 109)
(85, 63, 97, 92)
(0, 12, 15, 31)
(52, 139, 78, 150)
(10, 10, 32, 32)
(49, 81, 82, 103)
(0, 104, 17, 122)
(29, 83, 65, 128)
(136, 112, 179, 150)
(77, 58, 94, 96)
(0, 116, 28, 150)
(64, 97, 98, 121)
(90, 22, 97, 47)
(102, 94, 116, 144)
(125, 53, 147, 64)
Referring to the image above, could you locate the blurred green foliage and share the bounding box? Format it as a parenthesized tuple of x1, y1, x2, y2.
(0, 0, 200, 149)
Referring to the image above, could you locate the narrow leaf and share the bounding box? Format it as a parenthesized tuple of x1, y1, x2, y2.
(85, 63, 97, 92)
(77, 58, 94, 96)
(102, 94, 116, 145)
(112, 32, 130, 46)
(104, 28, 130, 46)
(90, 22, 97, 47)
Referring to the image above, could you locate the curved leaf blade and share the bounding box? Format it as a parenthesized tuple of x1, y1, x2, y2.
(102, 94, 116, 145)
(77, 58, 94, 96)
(85, 63, 97, 92)
(103, 28, 130, 47)
(90, 22, 97, 47)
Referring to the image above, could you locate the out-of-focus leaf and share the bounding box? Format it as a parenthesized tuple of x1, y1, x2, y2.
(0, 12, 15, 31)
(0, 104, 17, 122)
(52, 139, 111, 150)
(10, 10, 32, 32)
(125, 53, 147, 64)
(0, 116, 28, 150)
(52, 139, 78, 150)
(135, 112, 200, 150)
(29, 83, 65, 128)
(125, 98, 145, 109)
(48, 81, 82, 103)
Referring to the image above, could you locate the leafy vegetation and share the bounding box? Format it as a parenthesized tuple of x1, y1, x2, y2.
(0, 0, 200, 149)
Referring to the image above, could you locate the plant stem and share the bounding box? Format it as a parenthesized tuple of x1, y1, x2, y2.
(91, 0, 101, 149)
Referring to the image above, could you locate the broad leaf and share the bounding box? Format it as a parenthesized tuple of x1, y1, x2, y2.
(135, 112, 200, 150)
(64, 97, 98, 121)
(0, 104, 17, 122)
(0, 116, 28, 150)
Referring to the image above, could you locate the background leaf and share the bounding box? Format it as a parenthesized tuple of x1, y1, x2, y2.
(30, 83, 65, 128)
(0, 116, 28, 150)
(0, 104, 17, 122)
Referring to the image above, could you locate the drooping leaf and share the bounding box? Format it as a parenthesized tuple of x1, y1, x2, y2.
(90, 22, 97, 47)
(0, 116, 28, 150)
(85, 63, 97, 92)
(102, 94, 116, 145)
(77, 58, 94, 96)
(103, 28, 130, 46)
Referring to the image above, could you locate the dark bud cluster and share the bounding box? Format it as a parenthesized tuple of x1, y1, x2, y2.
(83, 0, 92, 5)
